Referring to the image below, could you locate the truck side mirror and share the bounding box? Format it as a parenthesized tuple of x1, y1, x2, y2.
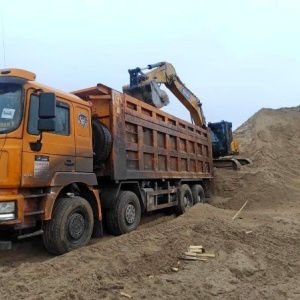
(38, 92, 56, 132)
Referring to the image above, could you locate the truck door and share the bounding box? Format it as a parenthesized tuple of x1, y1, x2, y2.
(22, 93, 75, 187)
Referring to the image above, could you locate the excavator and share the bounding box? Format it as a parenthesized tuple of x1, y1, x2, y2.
(123, 62, 251, 170)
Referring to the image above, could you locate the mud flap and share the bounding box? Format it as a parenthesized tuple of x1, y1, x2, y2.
(92, 219, 104, 238)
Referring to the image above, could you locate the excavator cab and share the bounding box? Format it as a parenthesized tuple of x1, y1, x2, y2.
(208, 121, 252, 170)
(208, 121, 237, 158)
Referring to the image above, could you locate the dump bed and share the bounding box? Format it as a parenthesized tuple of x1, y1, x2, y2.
(73, 84, 213, 181)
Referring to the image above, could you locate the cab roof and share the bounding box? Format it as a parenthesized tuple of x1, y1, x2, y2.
(0, 68, 89, 106)
(0, 68, 36, 81)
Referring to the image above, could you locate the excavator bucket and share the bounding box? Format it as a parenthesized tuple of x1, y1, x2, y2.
(145, 80, 170, 108)
(123, 80, 169, 109)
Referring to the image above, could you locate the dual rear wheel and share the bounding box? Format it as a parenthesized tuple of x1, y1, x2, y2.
(174, 184, 206, 216)
(105, 184, 205, 234)
(105, 184, 205, 232)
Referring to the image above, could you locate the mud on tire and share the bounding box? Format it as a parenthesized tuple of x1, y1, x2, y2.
(174, 184, 193, 216)
(42, 196, 94, 255)
(191, 184, 206, 204)
(106, 191, 141, 236)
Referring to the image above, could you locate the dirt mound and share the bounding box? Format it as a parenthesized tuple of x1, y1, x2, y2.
(1, 204, 300, 300)
(1, 106, 300, 300)
(211, 106, 300, 210)
(235, 106, 300, 166)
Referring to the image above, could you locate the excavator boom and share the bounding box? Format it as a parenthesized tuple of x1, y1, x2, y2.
(123, 62, 206, 128)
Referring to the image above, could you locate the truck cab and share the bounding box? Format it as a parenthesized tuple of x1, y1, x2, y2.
(0, 69, 101, 252)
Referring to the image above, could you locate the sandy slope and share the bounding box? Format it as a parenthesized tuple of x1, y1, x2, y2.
(0, 106, 300, 300)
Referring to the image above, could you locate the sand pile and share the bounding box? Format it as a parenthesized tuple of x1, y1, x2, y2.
(1, 106, 300, 300)
(211, 106, 300, 210)
(1, 201, 300, 300)
(235, 106, 300, 168)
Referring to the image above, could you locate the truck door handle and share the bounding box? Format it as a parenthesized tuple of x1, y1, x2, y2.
(65, 160, 74, 166)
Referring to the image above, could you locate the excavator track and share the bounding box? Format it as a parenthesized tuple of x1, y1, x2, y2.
(213, 157, 252, 171)
(235, 158, 252, 166)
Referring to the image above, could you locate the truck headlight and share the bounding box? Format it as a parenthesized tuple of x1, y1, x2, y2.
(0, 201, 16, 220)
(0, 201, 15, 213)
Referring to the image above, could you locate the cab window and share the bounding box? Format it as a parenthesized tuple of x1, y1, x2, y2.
(28, 94, 70, 135)
(0, 83, 23, 133)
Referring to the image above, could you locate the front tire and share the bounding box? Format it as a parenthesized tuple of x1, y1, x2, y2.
(43, 196, 94, 255)
(106, 191, 141, 236)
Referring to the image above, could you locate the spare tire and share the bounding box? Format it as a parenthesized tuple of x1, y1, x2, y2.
(92, 118, 112, 165)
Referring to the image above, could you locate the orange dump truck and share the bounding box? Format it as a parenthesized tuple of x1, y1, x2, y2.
(0, 68, 213, 254)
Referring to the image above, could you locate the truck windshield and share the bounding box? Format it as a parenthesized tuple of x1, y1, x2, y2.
(0, 83, 23, 133)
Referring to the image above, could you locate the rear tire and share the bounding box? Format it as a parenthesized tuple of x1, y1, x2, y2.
(106, 191, 141, 236)
(43, 196, 94, 255)
(174, 184, 193, 216)
(191, 184, 206, 204)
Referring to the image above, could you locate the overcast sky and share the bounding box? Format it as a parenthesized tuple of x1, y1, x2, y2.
(0, 0, 299, 129)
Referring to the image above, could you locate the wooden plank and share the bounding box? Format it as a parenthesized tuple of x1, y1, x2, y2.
(232, 201, 248, 220)
(178, 256, 207, 261)
(189, 249, 203, 253)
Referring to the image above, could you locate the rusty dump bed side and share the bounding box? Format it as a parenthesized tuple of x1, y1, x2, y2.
(73, 84, 213, 181)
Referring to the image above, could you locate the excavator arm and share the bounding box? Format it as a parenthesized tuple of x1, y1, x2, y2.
(123, 62, 206, 128)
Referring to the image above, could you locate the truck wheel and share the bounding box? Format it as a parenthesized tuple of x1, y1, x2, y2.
(191, 184, 206, 204)
(174, 184, 193, 216)
(42, 196, 94, 255)
(106, 191, 141, 236)
(92, 118, 112, 165)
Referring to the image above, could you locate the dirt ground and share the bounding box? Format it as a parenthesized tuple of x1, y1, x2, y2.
(0, 106, 300, 300)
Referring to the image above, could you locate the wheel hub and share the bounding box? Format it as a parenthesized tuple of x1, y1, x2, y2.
(125, 204, 136, 224)
(184, 195, 192, 207)
(68, 213, 85, 239)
